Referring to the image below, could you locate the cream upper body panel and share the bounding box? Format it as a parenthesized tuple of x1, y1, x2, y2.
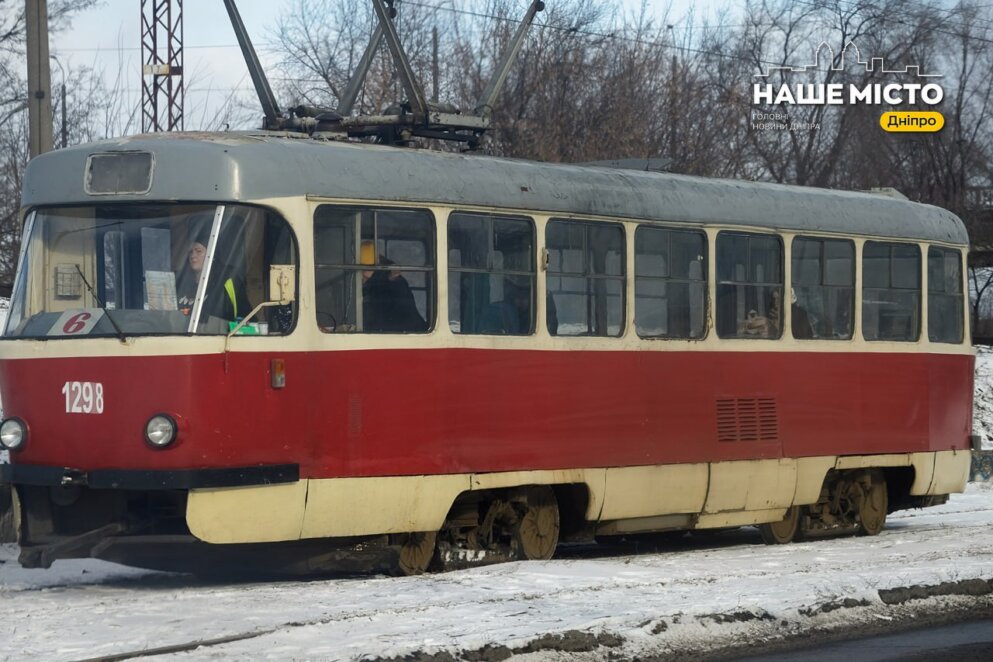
(7, 135, 972, 359)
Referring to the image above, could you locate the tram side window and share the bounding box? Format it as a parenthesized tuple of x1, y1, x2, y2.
(314, 206, 435, 333)
(546, 220, 625, 337)
(791, 237, 855, 340)
(448, 213, 535, 335)
(634, 226, 706, 338)
(928, 246, 963, 344)
(862, 242, 921, 342)
(716, 233, 783, 339)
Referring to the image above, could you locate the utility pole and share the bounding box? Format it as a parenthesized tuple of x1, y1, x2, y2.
(50, 55, 67, 148)
(431, 26, 439, 103)
(26, 0, 54, 158)
(141, 0, 184, 132)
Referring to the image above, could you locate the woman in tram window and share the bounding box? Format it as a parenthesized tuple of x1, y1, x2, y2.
(177, 226, 251, 323)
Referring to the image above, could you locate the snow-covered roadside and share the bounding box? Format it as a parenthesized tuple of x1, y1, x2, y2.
(2, 485, 991, 661)
(973, 347, 993, 450)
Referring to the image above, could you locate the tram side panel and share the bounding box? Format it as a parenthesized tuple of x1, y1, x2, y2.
(1, 347, 971, 477)
(927, 352, 975, 452)
(303, 347, 970, 477)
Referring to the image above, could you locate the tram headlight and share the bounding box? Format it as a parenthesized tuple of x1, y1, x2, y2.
(0, 418, 26, 450)
(144, 414, 177, 449)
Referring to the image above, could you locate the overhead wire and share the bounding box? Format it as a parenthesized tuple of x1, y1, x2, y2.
(787, 0, 993, 46)
(77, 0, 993, 98)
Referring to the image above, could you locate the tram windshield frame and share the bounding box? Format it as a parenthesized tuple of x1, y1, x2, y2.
(4, 203, 297, 339)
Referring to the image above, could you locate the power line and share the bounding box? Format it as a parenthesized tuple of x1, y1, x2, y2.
(54, 0, 993, 59)
(60, 0, 993, 99)
(54, 42, 287, 54)
(400, 0, 993, 69)
(398, 0, 788, 69)
(788, 0, 993, 46)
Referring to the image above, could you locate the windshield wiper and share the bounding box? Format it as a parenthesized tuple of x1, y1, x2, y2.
(75, 265, 128, 343)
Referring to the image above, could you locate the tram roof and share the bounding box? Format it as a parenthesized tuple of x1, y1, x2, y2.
(22, 131, 968, 245)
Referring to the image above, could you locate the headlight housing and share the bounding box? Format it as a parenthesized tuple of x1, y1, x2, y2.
(144, 414, 177, 449)
(0, 418, 26, 451)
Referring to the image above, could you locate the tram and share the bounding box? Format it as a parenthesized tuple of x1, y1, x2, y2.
(0, 132, 976, 574)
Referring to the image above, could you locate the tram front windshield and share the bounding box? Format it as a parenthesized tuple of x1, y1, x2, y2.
(4, 204, 291, 338)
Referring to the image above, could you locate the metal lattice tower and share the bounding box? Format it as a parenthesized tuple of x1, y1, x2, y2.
(141, 0, 184, 132)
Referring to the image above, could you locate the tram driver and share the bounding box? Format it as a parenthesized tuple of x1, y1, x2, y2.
(177, 226, 251, 324)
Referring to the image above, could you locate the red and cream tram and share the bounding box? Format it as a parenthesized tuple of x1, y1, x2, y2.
(0, 133, 976, 574)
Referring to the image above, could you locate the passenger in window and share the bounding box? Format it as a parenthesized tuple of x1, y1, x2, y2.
(791, 290, 814, 339)
(768, 289, 783, 336)
(547, 292, 559, 335)
(360, 240, 428, 333)
(484, 279, 533, 334)
(178, 226, 250, 322)
(740, 309, 771, 337)
(739, 290, 782, 338)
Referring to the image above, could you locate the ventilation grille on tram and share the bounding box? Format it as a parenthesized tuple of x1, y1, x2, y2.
(716, 398, 779, 442)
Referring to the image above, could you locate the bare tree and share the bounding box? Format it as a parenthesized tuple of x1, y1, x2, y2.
(0, 1, 99, 289)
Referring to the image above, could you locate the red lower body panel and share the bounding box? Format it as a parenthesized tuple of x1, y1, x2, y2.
(0, 349, 974, 478)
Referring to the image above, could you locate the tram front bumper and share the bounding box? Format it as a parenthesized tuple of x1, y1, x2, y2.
(0, 462, 299, 490)
(3, 462, 302, 569)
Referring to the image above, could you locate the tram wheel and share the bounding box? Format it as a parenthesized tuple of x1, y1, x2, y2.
(758, 506, 800, 545)
(512, 487, 560, 560)
(396, 531, 437, 575)
(857, 471, 887, 536)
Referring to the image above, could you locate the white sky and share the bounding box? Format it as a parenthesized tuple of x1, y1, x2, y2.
(52, 0, 726, 128)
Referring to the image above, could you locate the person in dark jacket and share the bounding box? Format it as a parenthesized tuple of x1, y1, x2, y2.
(360, 240, 427, 333)
(485, 279, 531, 335)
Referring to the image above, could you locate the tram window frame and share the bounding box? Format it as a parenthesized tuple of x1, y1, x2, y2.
(927, 246, 964, 344)
(862, 241, 921, 342)
(259, 211, 301, 336)
(716, 232, 784, 340)
(448, 212, 536, 336)
(313, 205, 436, 334)
(545, 219, 626, 337)
(634, 225, 707, 339)
(192, 206, 301, 336)
(4, 203, 300, 338)
(790, 236, 855, 340)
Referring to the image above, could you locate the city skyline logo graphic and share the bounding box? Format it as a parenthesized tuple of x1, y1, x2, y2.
(753, 40, 942, 80)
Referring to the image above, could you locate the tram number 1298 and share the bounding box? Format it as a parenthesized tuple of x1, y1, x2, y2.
(61, 381, 105, 414)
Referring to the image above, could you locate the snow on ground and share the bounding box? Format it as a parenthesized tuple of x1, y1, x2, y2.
(2, 485, 992, 661)
(973, 348, 993, 449)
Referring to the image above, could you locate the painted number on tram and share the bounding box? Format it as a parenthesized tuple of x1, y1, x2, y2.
(61, 381, 105, 414)
(63, 312, 93, 334)
(48, 309, 105, 337)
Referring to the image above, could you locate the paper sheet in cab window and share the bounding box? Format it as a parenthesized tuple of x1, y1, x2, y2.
(145, 271, 177, 310)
